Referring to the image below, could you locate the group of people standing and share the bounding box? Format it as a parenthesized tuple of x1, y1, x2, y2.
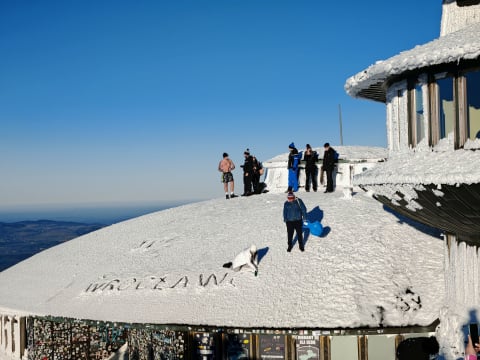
(282, 142, 337, 253)
(240, 148, 263, 196)
(219, 142, 337, 200)
(218, 142, 337, 255)
(218, 149, 263, 199)
(287, 142, 337, 194)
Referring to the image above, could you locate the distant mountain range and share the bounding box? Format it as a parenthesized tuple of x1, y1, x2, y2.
(0, 220, 105, 272)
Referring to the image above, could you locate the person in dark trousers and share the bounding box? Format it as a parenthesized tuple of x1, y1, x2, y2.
(322, 142, 336, 193)
(287, 142, 302, 192)
(251, 156, 262, 194)
(303, 144, 318, 192)
(241, 149, 254, 196)
(283, 191, 307, 252)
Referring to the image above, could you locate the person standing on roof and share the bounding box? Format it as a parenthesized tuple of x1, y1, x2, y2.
(241, 149, 254, 196)
(322, 142, 336, 193)
(218, 152, 236, 199)
(287, 142, 302, 192)
(303, 144, 318, 192)
(283, 191, 307, 252)
(251, 155, 262, 194)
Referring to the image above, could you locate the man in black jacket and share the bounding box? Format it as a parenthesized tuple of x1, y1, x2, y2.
(303, 144, 318, 192)
(322, 143, 336, 193)
(242, 149, 254, 196)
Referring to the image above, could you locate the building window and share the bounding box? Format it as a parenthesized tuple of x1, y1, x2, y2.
(405, 70, 479, 149)
(465, 70, 480, 140)
(437, 77, 455, 141)
(408, 83, 426, 147)
(415, 84, 426, 144)
(457, 0, 480, 6)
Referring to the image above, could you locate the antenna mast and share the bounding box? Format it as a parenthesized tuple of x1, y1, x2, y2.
(338, 104, 344, 145)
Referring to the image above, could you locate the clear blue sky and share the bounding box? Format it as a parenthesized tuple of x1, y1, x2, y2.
(0, 1, 442, 207)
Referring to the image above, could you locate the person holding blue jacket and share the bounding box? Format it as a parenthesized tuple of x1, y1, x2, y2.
(283, 191, 307, 252)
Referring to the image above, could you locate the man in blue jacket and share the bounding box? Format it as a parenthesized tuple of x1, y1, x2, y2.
(283, 191, 307, 252)
(287, 142, 302, 192)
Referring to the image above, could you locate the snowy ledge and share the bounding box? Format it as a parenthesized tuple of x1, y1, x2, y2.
(353, 146, 480, 186)
(345, 23, 480, 98)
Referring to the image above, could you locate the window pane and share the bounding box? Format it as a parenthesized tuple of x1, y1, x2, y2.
(331, 336, 358, 360)
(466, 70, 480, 139)
(415, 84, 426, 143)
(438, 77, 455, 139)
(368, 335, 396, 360)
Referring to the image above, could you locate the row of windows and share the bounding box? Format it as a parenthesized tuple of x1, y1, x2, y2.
(1, 313, 440, 360)
(407, 69, 480, 148)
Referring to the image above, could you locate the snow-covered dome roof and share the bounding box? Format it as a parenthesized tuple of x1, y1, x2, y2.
(0, 192, 443, 329)
(345, 22, 480, 102)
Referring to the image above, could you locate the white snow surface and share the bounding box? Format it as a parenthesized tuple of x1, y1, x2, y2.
(0, 191, 444, 330)
(345, 22, 480, 98)
(354, 146, 480, 186)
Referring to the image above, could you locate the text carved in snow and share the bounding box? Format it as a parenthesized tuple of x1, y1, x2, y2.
(84, 273, 235, 293)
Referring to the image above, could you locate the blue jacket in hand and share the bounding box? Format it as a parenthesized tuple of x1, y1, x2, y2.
(283, 197, 307, 222)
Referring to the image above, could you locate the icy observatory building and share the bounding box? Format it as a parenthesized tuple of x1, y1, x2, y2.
(346, 1, 480, 358)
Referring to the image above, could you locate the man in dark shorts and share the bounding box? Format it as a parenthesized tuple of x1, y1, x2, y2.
(218, 152, 236, 199)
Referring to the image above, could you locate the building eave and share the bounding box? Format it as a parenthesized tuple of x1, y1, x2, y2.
(345, 22, 480, 102)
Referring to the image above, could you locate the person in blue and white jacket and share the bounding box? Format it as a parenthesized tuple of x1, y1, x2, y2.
(283, 191, 307, 252)
(287, 142, 302, 192)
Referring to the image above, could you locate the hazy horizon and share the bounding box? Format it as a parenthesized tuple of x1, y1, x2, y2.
(0, 199, 198, 224)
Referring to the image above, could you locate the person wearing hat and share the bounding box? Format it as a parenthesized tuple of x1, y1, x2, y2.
(218, 152, 236, 199)
(322, 142, 336, 193)
(241, 148, 254, 196)
(283, 191, 307, 252)
(287, 142, 302, 192)
(303, 144, 319, 192)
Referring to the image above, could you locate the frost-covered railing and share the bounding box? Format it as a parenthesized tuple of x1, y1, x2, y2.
(0, 314, 26, 360)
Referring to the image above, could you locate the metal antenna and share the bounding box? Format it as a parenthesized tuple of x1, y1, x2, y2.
(338, 104, 344, 145)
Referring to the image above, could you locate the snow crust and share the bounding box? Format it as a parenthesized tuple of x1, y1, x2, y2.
(353, 147, 480, 187)
(0, 191, 443, 330)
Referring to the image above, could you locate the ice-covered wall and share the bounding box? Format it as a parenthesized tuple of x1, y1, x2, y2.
(0, 314, 25, 360)
(437, 237, 480, 360)
(385, 81, 408, 154)
(441, 1, 480, 36)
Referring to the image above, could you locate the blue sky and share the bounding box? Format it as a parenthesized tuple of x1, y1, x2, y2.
(0, 1, 442, 207)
